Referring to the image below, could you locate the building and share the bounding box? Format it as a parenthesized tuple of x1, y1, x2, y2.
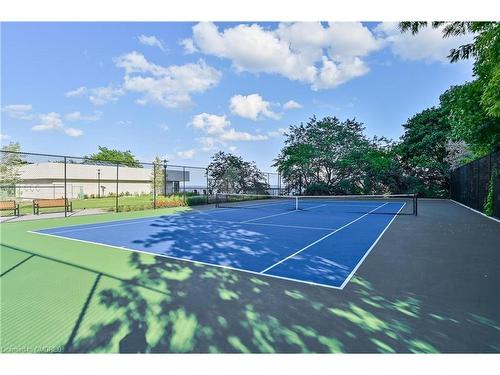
(12, 162, 190, 200)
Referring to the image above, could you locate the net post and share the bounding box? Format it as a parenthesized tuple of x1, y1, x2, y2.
(295, 196, 299, 211)
(414, 193, 418, 216)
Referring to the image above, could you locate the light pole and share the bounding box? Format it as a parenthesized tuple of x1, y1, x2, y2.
(97, 169, 101, 198)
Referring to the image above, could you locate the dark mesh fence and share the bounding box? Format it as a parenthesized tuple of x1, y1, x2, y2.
(450, 150, 500, 219)
(0, 151, 280, 217)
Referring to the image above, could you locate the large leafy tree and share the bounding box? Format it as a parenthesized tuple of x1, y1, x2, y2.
(207, 151, 269, 194)
(395, 107, 451, 197)
(399, 22, 500, 155)
(274, 116, 403, 195)
(87, 146, 141, 167)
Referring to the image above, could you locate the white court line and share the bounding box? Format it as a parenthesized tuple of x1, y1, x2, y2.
(339, 202, 405, 289)
(27, 230, 344, 290)
(450, 199, 500, 224)
(260, 202, 389, 274)
(241, 204, 328, 223)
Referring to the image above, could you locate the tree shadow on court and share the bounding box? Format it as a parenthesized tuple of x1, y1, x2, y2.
(65, 249, 500, 353)
(2, 240, 500, 353)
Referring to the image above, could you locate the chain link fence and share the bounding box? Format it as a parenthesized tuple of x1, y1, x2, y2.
(0, 151, 282, 217)
(450, 149, 500, 219)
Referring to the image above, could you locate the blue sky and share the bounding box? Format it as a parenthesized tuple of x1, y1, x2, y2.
(1, 22, 473, 170)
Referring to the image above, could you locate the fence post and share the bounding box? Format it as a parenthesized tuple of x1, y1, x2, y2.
(115, 162, 119, 212)
(153, 163, 157, 209)
(183, 166, 186, 196)
(206, 168, 209, 204)
(64, 156, 67, 217)
(163, 160, 168, 196)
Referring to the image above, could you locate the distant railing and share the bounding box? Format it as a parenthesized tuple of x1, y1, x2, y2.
(0, 150, 282, 217)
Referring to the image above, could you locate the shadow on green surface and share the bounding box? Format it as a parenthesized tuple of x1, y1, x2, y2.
(1, 243, 500, 353)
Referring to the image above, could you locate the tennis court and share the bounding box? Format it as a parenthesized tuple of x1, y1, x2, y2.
(32, 194, 417, 289)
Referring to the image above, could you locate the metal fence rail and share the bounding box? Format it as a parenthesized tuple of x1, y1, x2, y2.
(450, 149, 500, 219)
(0, 150, 282, 217)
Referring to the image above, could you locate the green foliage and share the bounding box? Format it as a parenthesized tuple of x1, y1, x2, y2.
(399, 22, 500, 156)
(87, 146, 141, 167)
(150, 156, 166, 194)
(0, 142, 25, 199)
(207, 151, 269, 194)
(483, 170, 496, 216)
(396, 108, 451, 197)
(440, 83, 500, 156)
(274, 117, 405, 195)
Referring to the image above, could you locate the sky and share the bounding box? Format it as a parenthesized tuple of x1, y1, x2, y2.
(1, 22, 474, 171)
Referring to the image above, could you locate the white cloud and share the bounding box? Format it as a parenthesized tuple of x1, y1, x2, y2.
(180, 38, 197, 54)
(65, 86, 87, 97)
(2, 104, 34, 120)
(65, 111, 102, 121)
(229, 94, 280, 120)
(138, 35, 166, 51)
(32, 112, 64, 132)
(0, 133, 12, 141)
(312, 56, 369, 90)
(66, 85, 123, 105)
(228, 146, 237, 152)
(375, 22, 474, 62)
(283, 100, 302, 110)
(116, 52, 221, 108)
(189, 112, 274, 149)
(176, 149, 196, 159)
(190, 113, 230, 135)
(64, 127, 84, 137)
(219, 128, 269, 141)
(31, 112, 83, 137)
(189, 22, 383, 90)
(159, 123, 169, 131)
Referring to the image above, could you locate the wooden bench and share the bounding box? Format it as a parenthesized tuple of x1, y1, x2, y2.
(0, 200, 20, 216)
(33, 198, 72, 215)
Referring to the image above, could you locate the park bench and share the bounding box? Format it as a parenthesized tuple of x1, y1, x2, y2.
(33, 198, 72, 215)
(0, 200, 20, 216)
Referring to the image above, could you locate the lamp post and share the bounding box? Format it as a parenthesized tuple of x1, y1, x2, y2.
(97, 169, 101, 198)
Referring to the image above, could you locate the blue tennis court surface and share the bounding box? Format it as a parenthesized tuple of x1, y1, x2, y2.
(34, 198, 407, 289)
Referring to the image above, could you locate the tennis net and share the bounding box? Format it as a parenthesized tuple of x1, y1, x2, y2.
(215, 193, 418, 215)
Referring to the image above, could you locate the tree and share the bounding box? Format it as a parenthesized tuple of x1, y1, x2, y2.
(207, 151, 269, 194)
(0, 142, 25, 199)
(87, 146, 141, 167)
(395, 108, 451, 197)
(274, 116, 406, 195)
(399, 22, 500, 155)
(150, 156, 166, 196)
(440, 83, 500, 156)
